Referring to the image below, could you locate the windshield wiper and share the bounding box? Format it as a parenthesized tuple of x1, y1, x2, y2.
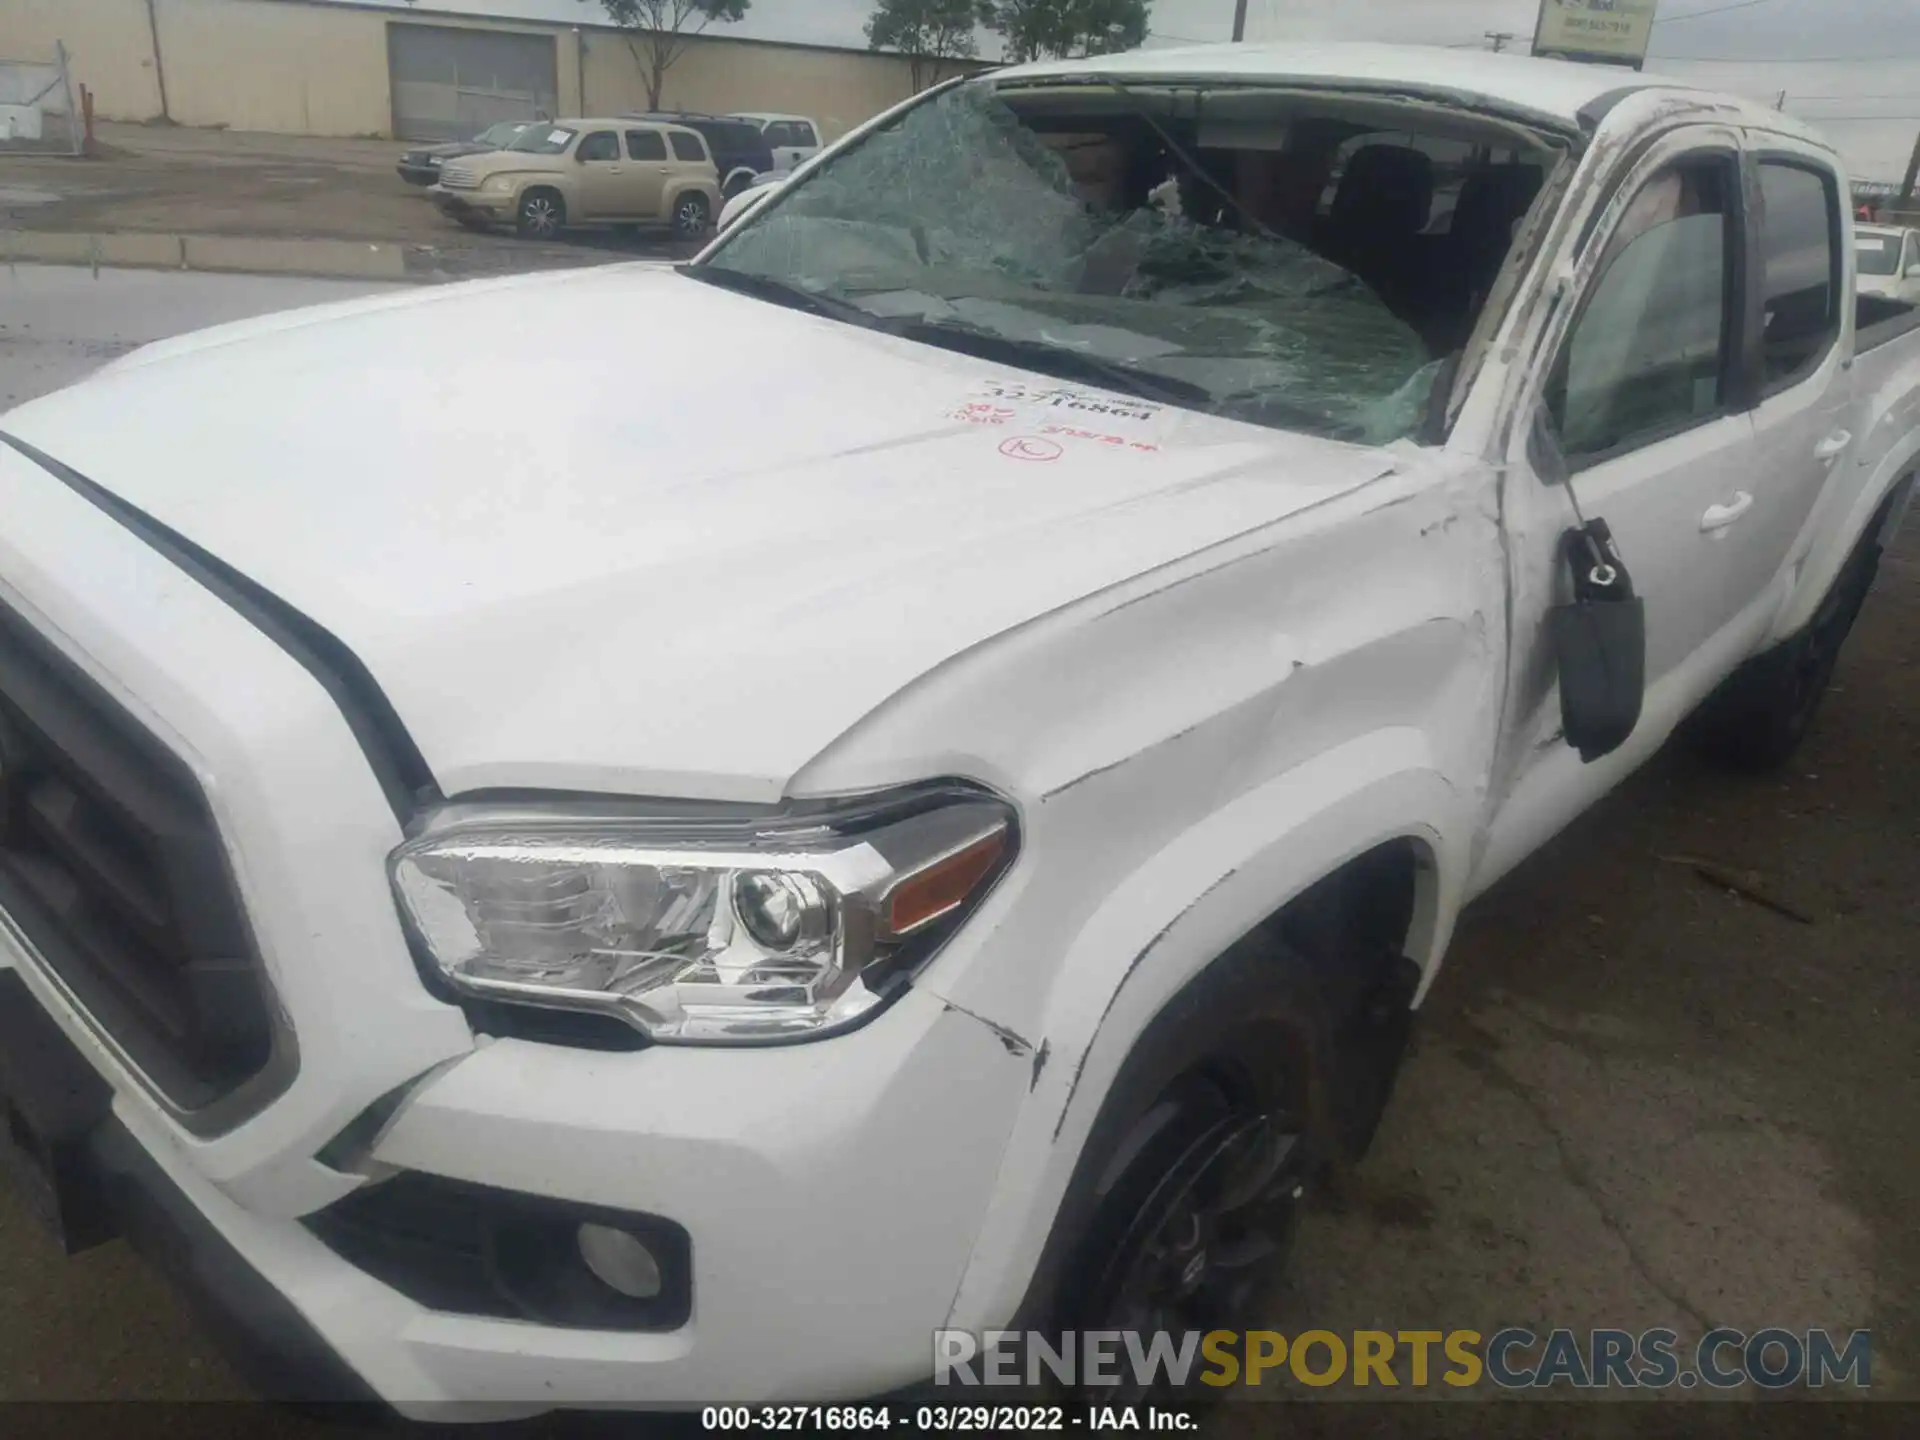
(894, 319, 1213, 413)
(677, 264, 890, 332)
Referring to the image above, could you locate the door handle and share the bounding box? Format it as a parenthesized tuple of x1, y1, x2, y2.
(1815, 431, 1852, 463)
(1700, 492, 1755, 533)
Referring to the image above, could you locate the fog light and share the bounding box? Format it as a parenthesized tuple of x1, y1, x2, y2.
(576, 1222, 663, 1299)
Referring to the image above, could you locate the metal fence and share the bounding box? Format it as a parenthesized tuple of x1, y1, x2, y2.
(0, 43, 82, 156)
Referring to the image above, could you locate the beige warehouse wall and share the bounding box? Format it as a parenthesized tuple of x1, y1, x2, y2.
(0, 0, 950, 140)
(157, 0, 391, 134)
(580, 31, 932, 140)
(0, 0, 165, 121)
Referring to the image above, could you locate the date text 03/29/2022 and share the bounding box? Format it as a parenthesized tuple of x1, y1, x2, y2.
(702, 1408, 1193, 1432)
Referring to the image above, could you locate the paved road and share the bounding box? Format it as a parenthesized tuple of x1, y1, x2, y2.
(0, 268, 1914, 1424)
(0, 263, 401, 409)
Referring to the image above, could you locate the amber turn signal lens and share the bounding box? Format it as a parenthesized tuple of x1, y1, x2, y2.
(884, 828, 1008, 937)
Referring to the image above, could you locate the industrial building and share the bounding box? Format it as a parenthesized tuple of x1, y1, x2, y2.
(0, 0, 956, 142)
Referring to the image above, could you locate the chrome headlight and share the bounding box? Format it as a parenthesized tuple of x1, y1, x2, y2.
(390, 785, 1015, 1044)
(481, 174, 513, 193)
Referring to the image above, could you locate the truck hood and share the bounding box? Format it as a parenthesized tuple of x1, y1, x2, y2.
(4, 264, 1402, 803)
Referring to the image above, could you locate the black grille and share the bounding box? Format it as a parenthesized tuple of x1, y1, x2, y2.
(0, 599, 279, 1117)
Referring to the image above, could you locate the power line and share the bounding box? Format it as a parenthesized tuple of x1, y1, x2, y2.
(1656, 0, 1791, 24)
(1650, 52, 1920, 63)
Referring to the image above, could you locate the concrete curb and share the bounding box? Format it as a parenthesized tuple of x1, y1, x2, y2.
(0, 229, 413, 280)
(0, 228, 688, 282)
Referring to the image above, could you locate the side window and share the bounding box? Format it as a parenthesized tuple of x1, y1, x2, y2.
(1548, 158, 1735, 463)
(1756, 162, 1840, 391)
(626, 129, 667, 161)
(795, 122, 819, 149)
(577, 131, 620, 162)
(670, 131, 707, 163)
(769, 121, 800, 148)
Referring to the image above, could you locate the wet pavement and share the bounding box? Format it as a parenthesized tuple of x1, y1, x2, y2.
(0, 268, 1912, 1435)
(0, 121, 702, 282)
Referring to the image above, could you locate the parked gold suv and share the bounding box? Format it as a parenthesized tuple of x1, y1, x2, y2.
(431, 119, 722, 240)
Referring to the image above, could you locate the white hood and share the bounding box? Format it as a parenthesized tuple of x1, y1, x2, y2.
(5, 264, 1401, 802)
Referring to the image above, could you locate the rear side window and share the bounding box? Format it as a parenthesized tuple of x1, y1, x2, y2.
(577, 131, 619, 162)
(1756, 162, 1840, 391)
(670, 131, 708, 163)
(626, 130, 667, 161)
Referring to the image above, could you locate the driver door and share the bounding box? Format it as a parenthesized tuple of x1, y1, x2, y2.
(1475, 128, 1766, 892)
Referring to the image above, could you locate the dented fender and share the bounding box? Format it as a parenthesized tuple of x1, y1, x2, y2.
(933, 731, 1473, 1334)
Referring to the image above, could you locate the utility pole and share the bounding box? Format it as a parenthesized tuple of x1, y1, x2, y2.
(1899, 127, 1920, 216)
(1774, 90, 1787, 111)
(1232, 0, 1250, 42)
(1485, 31, 1517, 53)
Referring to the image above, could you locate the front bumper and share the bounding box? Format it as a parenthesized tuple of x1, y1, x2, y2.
(429, 186, 512, 222)
(0, 970, 375, 1406)
(3, 922, 1029, 1415)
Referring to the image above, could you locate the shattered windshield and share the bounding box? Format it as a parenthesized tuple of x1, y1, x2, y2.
(705, 82, 1454, 446)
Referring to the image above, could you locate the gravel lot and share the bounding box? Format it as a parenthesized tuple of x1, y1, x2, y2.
(0, 263, 1913, 1435)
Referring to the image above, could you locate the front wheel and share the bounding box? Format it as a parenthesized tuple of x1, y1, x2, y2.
(1019, 939, 1331, 1405)
(515, 189, 565, 240)
(671, 192, 711, 240)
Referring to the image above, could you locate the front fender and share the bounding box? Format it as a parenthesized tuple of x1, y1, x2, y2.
(935, 727, 1473, 1334)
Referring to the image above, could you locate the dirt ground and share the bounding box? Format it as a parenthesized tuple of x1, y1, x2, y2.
(0, 163, 1915, 1434)
(0, 121, 697, 279)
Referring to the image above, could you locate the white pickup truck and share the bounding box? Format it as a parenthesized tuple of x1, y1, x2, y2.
(0, 43, 1915, 1415)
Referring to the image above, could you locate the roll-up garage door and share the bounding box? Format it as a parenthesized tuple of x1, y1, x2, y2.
(388, 24, 559, 143)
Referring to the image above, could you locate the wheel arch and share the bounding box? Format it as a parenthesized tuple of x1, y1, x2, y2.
(1773, 414, 1919, 644)
(939, 728, 1470, 1333)
(664, 176, 719, 211)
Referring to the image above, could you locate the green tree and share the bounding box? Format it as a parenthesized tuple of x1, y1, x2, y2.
(584, 0, 751, 111)
(866, 0, 989, 92)
(983, 0, 1150, 63)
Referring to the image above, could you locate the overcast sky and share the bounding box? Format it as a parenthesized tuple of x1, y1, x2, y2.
(380, 0, 1920, 180)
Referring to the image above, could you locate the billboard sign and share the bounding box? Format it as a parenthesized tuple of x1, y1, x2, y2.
(1532, 0, 1660, 69)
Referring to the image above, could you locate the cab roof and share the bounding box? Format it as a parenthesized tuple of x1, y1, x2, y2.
(990, 41, 1816, 140)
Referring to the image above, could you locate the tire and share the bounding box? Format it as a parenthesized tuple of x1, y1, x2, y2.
(515, 188, 565, 240)
(671, 191, 712, 240)
(1011, 937, 1334, 1405)
(1691, 509, 1889, 773)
